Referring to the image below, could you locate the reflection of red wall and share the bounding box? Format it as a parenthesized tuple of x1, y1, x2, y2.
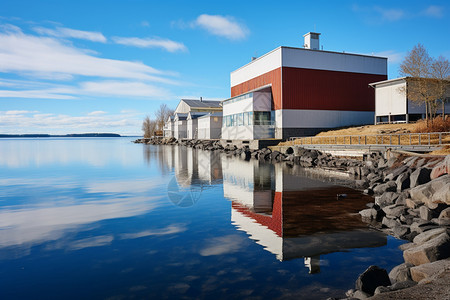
(230, 67, 387, 111)
(232, 191, 283, 237)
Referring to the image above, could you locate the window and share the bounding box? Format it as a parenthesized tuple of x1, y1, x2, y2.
(248, 112, 253, 125)
(254, 111, 271, 125)
(238, 113, 243, 126)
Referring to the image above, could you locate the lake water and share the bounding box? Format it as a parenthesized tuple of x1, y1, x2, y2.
(0, 138, 406, 299)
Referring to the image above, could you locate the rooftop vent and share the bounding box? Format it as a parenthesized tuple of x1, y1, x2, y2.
(303, 32, 321, 50)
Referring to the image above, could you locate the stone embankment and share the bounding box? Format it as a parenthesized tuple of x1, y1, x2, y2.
(136, 137, 450, 299)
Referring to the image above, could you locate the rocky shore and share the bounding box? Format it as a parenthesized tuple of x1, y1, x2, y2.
(136, 137, 450, 299)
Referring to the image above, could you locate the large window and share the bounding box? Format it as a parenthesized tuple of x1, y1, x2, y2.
(224, 111, 273, 127)
(254, 111, 272, 125)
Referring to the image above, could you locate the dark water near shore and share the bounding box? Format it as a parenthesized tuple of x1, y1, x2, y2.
(0, 138, 406, 299)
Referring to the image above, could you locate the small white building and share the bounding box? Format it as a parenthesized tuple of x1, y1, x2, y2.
(163, 116, 174, 138)
(173, 113, 188, 139)
(221, 86, 274, 140)
(186, 112, 208, 139)
(198, 112, 223, 139)
(370, 77, 450, 124)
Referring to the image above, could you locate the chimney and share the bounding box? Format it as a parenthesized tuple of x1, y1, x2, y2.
(200, 96, 203, 102)
(303, 32, 321, 50)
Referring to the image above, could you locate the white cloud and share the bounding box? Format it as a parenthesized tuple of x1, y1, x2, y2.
(120, 225, 187, 239)
(0, 88, 76, 99)
(200, 235, 244, 256)
(4, 110, 39, 115)
(113, 36, 187, 52)
(374, 7, 405, 21)
(68, 235, 113, 250)
(423, 5, 444, 18)
(0, 25, 175, 83)
(194, 14, 249, 40)
(88, 110, 107, 116)
(79, 80, 172, 98)
(33, 26, 107, 43)
(141, 21, 150, 27)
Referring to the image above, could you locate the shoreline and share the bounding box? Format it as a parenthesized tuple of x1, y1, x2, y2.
(136, 137, 450, 299)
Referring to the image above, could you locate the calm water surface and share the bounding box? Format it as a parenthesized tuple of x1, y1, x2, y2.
(0, 138, 405, 299)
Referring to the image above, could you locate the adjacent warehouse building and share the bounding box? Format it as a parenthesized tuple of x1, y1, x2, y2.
(370, 77, 450, 124)
(223, 32, 388, 140)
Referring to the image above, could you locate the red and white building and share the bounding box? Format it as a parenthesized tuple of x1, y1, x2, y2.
(223, 32, 388, 140)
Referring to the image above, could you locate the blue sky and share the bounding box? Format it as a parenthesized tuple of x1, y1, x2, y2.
(1, 0, 449, 135)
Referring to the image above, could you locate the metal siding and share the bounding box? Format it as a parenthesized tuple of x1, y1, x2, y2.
(231, 68, 282, 110)
(282, 67, 387, 111)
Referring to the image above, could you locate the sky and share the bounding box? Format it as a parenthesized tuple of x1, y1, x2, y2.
(1, 0, 449, 135)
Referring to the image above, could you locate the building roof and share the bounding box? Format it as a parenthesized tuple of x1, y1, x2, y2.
(187, 112, 209, 120)
(181, 99, 222, 108)
(174, 113, 188, 121)
(198, 112, 223, 119)
(369, 77, 407, 87)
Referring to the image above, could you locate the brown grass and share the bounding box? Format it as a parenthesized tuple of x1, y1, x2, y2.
(413, 116, 450, 133)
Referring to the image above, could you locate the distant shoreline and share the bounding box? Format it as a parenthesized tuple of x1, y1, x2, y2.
(0, 133, 122, 138)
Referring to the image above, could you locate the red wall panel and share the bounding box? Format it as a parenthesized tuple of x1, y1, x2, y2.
(231, 68, 282, 110)
(282, 67, 387, 111)
(230, 67, 387, 112)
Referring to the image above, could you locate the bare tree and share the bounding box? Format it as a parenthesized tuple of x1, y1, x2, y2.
(399, 44, 450, 124)
(142, 115, 157, 138)
(430, 56, 450, 117)
(155, 104, 174, 131)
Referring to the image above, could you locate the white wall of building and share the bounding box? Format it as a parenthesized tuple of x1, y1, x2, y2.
(230, 47, 387, 88)
(174, 120, 187, 139)
(198, 115, 222, 139)
(281, 47, 387, 75)
(187, 119, 198, 139)
(231, 48, 282, 87)
(375, 80, 407, 116)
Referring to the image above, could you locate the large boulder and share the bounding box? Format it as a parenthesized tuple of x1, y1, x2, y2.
(403, 232, 450, 266)
(410, 259, 450, 282)
(412, 227, 448, 245)
(388, 262, 414, 283)
(396, 172, 411, 192)
(355, 265, 391, 296)
(373, 181, 397, 194)
(409, 174, 450, 209)
(430, 155, 450, 179)
(409, 167, 432, 188)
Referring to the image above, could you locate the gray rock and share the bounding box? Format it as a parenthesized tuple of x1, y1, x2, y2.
(439, 207, 450, 220)
(405, 157, 418, 167)
(396, 172, 411, 192)
(413, 227, 448, 245)
(353, 290, 370, 299)
(373, 181, 397, 194)
(359, 208, 374, 219)
(382, 216, 400, 228)
(405, 198, 420, 209)
(393, 225, 410, 239)
(385, 165, 409, 182)
(387, 157, 397, 168)
(419, 205, 435, 221)
(382, 204, 407, 217)
(378, 158, 388, 169)
(375, 192, 399, 207)
(410, 167, 432, 188)
(356, 179, 369, 189)
(410, 174, 450, 209)
(355, 265, 391, 295)
(415, 158, 426, 168)
(403, 232, 450, 266)
(373, 285, 390, 295)
(389, 262, 414, 283)
(389, 280, 417, 290)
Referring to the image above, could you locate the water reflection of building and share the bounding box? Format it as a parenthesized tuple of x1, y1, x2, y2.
(158, 145, 223, 187)
(223, 159, 387, 269)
